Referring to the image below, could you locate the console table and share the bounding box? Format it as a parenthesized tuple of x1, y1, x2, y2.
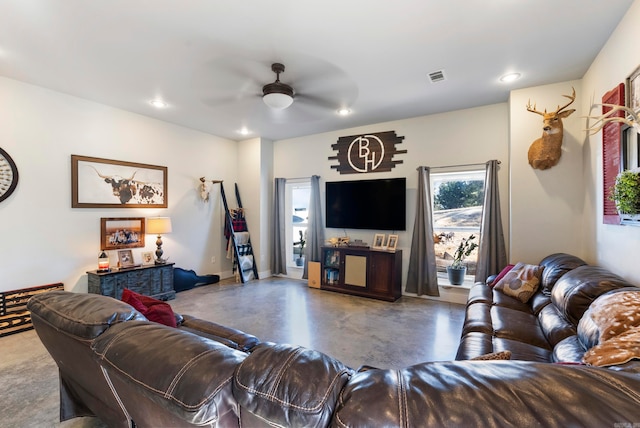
(87, 263, 175, 301)
(321, 246, 402, 301)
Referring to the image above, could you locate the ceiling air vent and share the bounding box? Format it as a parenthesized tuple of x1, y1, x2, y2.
(428, 70, 446, 83)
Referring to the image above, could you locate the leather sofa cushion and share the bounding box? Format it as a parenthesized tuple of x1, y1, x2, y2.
(27, 290, 145, 340)
(233, 343, 352, 427)
(460, 302, 493, 337)
(334, 361, 640, 427)
(552, 336, 586, 363)
(491, 306, 550, 349)
(552, 266, 635, 325)
(180, 314, 260, 352)
(456, 332, 494, 360)
(538, 253, 587, 295)
(93, 321, 247, 425)
(537, 304, 576, 347)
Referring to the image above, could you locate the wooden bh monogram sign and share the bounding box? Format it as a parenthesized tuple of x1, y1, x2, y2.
(328, 131, 406, 174)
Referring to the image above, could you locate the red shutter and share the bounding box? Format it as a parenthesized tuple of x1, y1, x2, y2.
(602, 84, 625, 225)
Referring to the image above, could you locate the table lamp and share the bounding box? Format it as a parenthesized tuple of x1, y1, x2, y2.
(147, 217, 172, 264)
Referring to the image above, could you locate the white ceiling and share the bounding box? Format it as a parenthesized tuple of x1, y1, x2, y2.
(0, 1, 633, 141)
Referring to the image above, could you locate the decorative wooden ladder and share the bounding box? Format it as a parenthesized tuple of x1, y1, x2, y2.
(219, 183, 259, 283)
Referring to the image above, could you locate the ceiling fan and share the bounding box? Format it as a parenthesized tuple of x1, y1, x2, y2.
(197, 56, 357, 124)
(262, 63, 295, 110)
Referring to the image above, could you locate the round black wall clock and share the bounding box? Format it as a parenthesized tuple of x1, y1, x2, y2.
(0, 147, 19, 203)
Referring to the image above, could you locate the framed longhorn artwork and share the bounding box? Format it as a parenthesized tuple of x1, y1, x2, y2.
(71, 155, 167, 208)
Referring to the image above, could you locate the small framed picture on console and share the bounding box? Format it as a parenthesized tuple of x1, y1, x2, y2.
(386, 235, 398, 251)
(117, 249, 135, 268)
(373, 233, 386, 249)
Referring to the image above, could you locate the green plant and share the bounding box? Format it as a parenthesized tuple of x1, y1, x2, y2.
(609, 169, 640, 214)
(294, 230, 306, 258)
(451, 235, 478, 268)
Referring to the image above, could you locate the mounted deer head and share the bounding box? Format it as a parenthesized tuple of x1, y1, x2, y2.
(526, 87, 576, 170)
(584, 104, 640, 135)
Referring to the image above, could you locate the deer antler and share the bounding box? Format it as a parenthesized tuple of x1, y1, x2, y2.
(526, 87, 576, 116)
(555, 87, 576, 113)
(526, 100, 545, 116)
(584, 104, 640, 135)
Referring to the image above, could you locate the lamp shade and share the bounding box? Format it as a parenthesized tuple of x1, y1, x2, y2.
(263, 92, 294, 110)
(147, 217, 172, 235)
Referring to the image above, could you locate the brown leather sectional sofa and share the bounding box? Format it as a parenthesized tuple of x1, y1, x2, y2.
(456, 253, 639, 362)
(28, 253, 640, 427)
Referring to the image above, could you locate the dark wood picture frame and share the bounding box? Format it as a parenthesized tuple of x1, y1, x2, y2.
(100, 217, 145, 250)
(71, 155, 167, 208)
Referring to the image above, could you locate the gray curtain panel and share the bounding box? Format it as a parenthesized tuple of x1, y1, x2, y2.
(474, 160, 507, 282)
(406, 166, 439, 296)
(271, 178, 287, 275)
(303, 175, 325, 279)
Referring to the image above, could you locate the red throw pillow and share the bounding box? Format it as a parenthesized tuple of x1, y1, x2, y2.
(121, 288, 177, 328)
(490, 264, 515, 287)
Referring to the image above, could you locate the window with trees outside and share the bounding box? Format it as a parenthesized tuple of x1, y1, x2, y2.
(285, 180, 310, 269)
(432, 170, 485, 279)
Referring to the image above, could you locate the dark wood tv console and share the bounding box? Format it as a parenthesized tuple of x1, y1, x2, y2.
(320, 246, 402, 301)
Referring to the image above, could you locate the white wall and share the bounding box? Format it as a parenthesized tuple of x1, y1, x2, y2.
(0, 76, 237, 293)
(582, 0, 640, 283)
(274, 103, 510, 298)
(236, 137, 273, 277)
(509, 80, 585, 263)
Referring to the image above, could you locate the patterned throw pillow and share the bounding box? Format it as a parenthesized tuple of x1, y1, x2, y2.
(493, 262, 544, 303)
(470, 350, 512, 361)
(582, 291, 640, 367)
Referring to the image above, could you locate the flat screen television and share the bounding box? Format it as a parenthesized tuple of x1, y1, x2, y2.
(325, 178, 406, 231)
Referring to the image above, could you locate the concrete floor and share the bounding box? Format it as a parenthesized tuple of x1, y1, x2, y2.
(171, 276, 466, 369)
(0, 276, 465, 427)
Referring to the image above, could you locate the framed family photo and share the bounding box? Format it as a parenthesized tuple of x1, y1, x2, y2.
(100, 217, 145, 250)
(373, 233, 386, 249)
(117, 249, 136, 268)
(141, 251, 154, 266)
(386, 234, 398, 251)
(71, 155, 167, 208)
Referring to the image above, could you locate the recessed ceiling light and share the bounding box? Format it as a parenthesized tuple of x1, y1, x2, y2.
(500, 73, 521, 83)
(337, 108, 351, 116)
(238, 127, 251, 136)
(149, 99, 167, 108)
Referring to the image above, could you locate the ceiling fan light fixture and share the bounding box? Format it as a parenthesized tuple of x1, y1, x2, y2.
(262, 63, 294, 110)
(263, 91, 294, 110)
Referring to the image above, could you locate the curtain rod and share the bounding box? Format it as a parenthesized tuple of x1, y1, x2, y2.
(427, 160, 501, 170)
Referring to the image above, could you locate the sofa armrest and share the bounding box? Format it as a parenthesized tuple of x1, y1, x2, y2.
(179, 314, 260, 352)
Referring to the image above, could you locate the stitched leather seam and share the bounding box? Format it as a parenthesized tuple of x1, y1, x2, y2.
(100, 347, 232, 410)
(235, 366, 351, 412)
(587, 369, 640, 402)
(35, 300, 140, 329)
(268, 347, 302, 397)
(397, 370, 407, 428)
(100, 366, 133, 426)
(165, 348, 220, 397)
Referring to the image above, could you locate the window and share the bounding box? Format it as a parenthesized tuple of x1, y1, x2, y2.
(431, 170, 485, 278)
(285, 180, 310, 268)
